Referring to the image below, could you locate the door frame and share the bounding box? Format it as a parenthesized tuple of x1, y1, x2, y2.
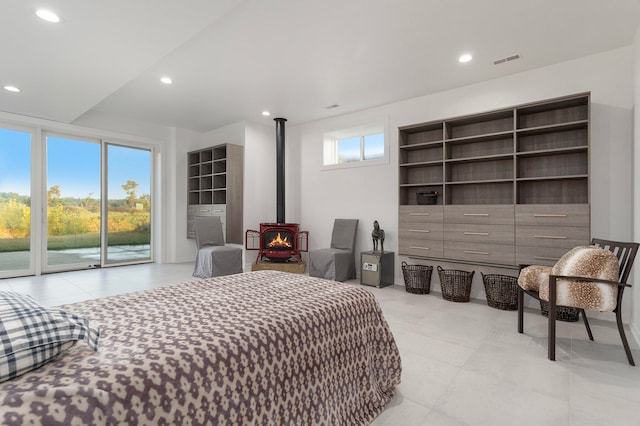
(101, 141, 155, 267)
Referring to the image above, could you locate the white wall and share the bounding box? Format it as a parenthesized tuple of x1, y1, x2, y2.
(632, 26, 640, 342)
(171, 122, 246, 263)
(243, 120, 275, 264)
(242, 119, 304, 264)
(73, 109, 174, 142)
(294, 46, 636, 322)
(167, 127, 203, 262)
(297, 116, 396, 256)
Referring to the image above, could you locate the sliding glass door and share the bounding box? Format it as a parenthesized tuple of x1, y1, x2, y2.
(0, 127, 153, 277)
(45, 134, 102, 271)
(0, 127, 33, 276)
(104, 144, 152, 264)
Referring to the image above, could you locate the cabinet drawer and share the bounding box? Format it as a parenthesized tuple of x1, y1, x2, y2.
(515, 204, 589, 226)
(400, 205, 443, 223)
(210, 204, 226, 215)
(443, 224, 514, 245)
(188, 204, 226, 216)
(399, 223, 443, 241)
(444, 205, 514, 225)
(444, 241, 515, 265)
(516, 225, 589, 248)
(516, 246, 574, 267)
(399, 239, 444, 258)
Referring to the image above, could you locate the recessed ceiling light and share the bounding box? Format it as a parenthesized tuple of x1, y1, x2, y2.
(4, 85, 20, 93)
(36, 9, 61, 23)
(262, 111, 271, 116)
(160, 76, 173, 85)
(458, 53, 473, 63)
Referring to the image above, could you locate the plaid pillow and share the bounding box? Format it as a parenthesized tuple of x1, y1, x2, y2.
(0, 291, 100, 383)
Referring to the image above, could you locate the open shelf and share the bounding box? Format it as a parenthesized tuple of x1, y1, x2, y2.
(446, 135, 513, 160)
(187, 144, 243, 243)
(399, 184, 443, 206)
(399, 92, 589, 207)
(517, 178, 588, 204)
(445, 181, 514, 205)
(517, 96, 588, 129)
(399, 92, 590, 267)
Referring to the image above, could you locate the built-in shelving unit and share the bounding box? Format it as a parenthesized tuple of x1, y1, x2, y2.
(398, 93, 590, 267)
(187, 144, 243, 243)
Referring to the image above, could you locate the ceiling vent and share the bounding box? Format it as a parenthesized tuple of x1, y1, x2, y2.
(493, 54, 520, 65)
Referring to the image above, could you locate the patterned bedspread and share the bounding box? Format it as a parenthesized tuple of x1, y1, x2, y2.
(0, 271, 401, 425)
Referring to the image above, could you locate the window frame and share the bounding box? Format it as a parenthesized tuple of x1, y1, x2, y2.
(322, 117, 389, 170)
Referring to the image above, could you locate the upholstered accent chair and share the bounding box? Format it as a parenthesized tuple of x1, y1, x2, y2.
(517, 238, 639, 365)
(192, 216, 243, 278)
(309, 219, 359, 282)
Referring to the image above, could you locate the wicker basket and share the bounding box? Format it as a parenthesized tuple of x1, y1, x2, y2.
(401, 262, 433, 294)
(437, 266, 474, 302)
(481, 273, 518, 310)
(539, 300, 580, 322)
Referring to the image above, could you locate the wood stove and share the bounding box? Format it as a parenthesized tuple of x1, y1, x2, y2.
(245, 117, 309, 263)
(246, 223, 308, 262)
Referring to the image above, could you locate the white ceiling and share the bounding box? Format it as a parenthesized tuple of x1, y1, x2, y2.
(1, 0, 639, 133)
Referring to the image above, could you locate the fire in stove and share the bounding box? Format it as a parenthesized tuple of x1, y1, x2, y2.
(245, 223, 308, 262)
(267, 232, 292, 248)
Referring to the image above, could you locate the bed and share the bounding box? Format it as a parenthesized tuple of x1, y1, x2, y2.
(0, 271, 401, 425)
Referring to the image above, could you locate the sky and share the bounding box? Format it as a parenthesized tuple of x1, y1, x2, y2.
(0, 128, 151, 199)
(338, 133, 384, 162)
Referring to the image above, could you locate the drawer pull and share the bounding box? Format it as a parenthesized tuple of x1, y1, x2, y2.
(533, 214, 567, 218)
(409, 213, 430, 216)
(409, 246, 430, 250)
(464, 250, 489, 255)
(212, 210, 224, 213)
(534, 256, 560, 261)
(409, 229, 430, 233)
(534, 235, 567, 239)
(199, 209, 210, 213)
(463, 213, 489, 217)
(463, 232, 489, 236)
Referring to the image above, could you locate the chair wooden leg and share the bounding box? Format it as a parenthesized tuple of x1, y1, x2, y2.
(581, 309, 594, 341)
(548, 276, 556, 361)
(517, 288, 524, 334)
(615, 309, 636, 366)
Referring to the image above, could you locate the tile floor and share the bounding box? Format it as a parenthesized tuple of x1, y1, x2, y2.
(2, 263, 639, 426)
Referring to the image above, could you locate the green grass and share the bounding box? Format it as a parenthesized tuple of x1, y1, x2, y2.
(0, 230, 151, 253)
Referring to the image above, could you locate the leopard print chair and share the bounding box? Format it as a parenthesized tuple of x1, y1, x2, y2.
(517, 239, 639, 366)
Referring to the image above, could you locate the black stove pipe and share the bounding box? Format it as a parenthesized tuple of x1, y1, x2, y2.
(274, 118, 287, 224)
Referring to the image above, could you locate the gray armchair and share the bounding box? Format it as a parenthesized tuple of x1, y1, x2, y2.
(192, 216, 243, 278)
(309, 219, 359, 282)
